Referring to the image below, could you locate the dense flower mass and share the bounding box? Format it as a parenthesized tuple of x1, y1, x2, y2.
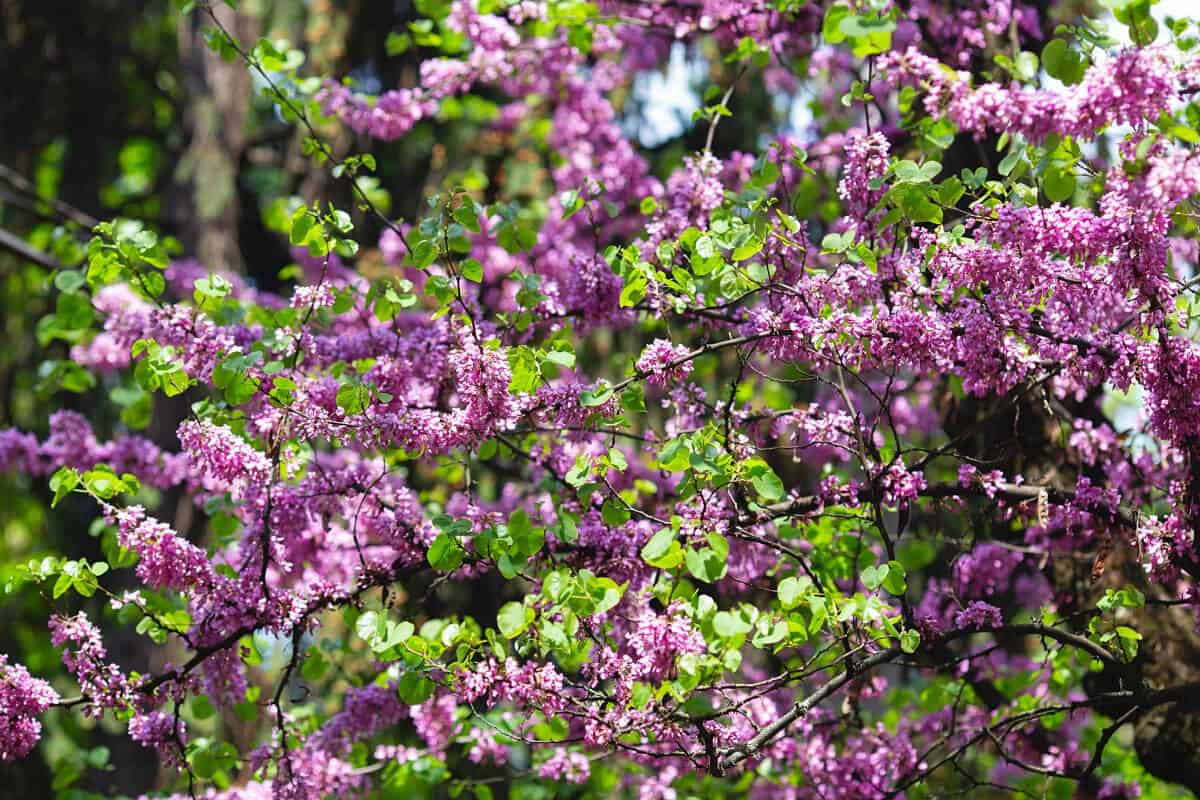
(4, 0, 1200, 799)
(128, 711, 186, 766)
(954, 600, 1004, 630)
(636, 339, 694, 387)
(48, 612, 137, 719)
(0, 655, 59, 761)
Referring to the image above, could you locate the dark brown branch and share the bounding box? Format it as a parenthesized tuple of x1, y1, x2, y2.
(0, 226, 62, 271)
(715, 646, 901, 773)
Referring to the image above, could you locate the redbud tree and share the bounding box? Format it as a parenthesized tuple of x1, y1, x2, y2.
(3, 0, 1200, 797)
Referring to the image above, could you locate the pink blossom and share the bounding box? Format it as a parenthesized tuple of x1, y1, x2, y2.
(636, 339, 693, 388)
(0, 655, 58, 760)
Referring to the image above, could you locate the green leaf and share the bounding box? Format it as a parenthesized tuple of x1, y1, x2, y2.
(998, 149, 1022, 177)
(392, 621, 415, 645)
(544, 349, 575, 369)
(301, 651, 327, 682)
(732, 239, 762, 262)
(453, 202, 481, 233)
(900, 629, 921, 654)
(585, 575, 623, 615)
(1014, 51, 1039, 81)
(685, 546, 727, 583)
(398, 671, 436, 704)
(778, 575, 812, 610)
(564, 455, 592, 488)
(1041, 38, 1087, 84)
(289, 208, 315, 246)
(882, 560, 907, 595)
(1099, 586, 1146, 611)
(619, 275, 647, 308)
(192, 749, 216, 780)
(560, 190, 585, 219)
(752, 616, 788, 649)
(641, 528, 684, 569)
(839, 13, 895, 56)
(862, 564, 886, 591)
(745, 460, 785, 502)
(1115, 625, 1142, 641)
(1042, 38, 1068, 76)
(38, 360, 97, 395)
(713, 608, 753, 638)
(82, 465, 138, 500)
(427, 533, 465, 572)
(822, 3, 851, 44)
(601, 498, 630, 527)
(356, 611, 415, 653)
(54, 270, 86, 293)
(641, 528, 674, 562)
(460, 258, 483, 283)
(507, 346, 542, 394)
(621, 384, 646, 414)
(192, 695, 216, 720)
(580, 383, 613, 407)
(822, 231, 850, 252)
(895, 184, 943, 224)
(55, 291, 95, 330)
(557, 512, 579, 544)
(410, 238, 438, 269)
(356, 611, 387, 650)
(49, 467, 80, 507)
(937, 176, 965, 207)
(495, 218, 538, 253)
(1043, 166, 1076, 203)
(497, 601, 532, 639)
(336, 382, 371, 415)
(194, 273, 233, 308)
(386, 31, 410, 55)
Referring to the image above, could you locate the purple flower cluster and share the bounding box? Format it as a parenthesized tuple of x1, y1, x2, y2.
(129, 711, 185, 766)
(49, 613, 135, 717)
(410, 693, 459, 757)
(625, 602, 708, 681)
(7, 3, 1200, 797)
(881, 45, 1180, 142)
(112, 505, 218, 593)
(636, 339, 693, 388)
(537, 747, 591, 783)
(177, 420, 272, 499)
(645, 152, 725, 251)
(0, 655, 58, 761)
(837, 131, 890, 225)
(954, 601, 1004, 630)
(876, 462, 927, 508)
